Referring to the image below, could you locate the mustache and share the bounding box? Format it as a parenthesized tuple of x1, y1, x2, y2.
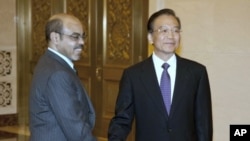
(74, 45, 84, 50)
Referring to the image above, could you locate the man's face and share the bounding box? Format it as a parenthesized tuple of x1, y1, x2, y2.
(148, 15, 181, 59)
(57, 19, 85, 61)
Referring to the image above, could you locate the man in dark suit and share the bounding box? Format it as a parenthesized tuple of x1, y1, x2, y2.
(108, 8, 213, 141)
(29, 13, 96, 141)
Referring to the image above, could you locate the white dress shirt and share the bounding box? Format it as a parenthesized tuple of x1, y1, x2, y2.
(152, 52, 177, 102)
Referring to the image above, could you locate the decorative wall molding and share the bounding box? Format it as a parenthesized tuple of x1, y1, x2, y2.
(106, 0, 132, 65)
(0, 49, 17, 115)
(0, 51, 12, 76)
(31, 0, 51, 63)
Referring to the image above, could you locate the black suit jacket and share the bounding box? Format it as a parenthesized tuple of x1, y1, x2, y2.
(29, 50, 96, 141)
(108, 55, 213, 141)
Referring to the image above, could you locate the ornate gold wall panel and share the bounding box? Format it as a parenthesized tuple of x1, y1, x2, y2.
(106, 0, 132, 66)
(31, 0, 51, 62)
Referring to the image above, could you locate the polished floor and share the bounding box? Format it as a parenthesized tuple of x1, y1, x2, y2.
(0, 125, 29, 141)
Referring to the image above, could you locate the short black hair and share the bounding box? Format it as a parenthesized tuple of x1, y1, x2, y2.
(45, 18, 64, 42)
(147, 8, 181, 33)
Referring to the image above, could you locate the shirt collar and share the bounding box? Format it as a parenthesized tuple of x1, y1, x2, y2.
(152, 52, 176, 69)
(48, 47, 74, 69)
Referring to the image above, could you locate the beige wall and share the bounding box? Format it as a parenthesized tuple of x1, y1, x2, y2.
(0, 0, 17, 114)
(149, 0, 250, 141)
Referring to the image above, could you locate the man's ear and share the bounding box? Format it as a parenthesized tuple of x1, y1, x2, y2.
(147, 33, 153, 45)
(50, 32, 60, 43)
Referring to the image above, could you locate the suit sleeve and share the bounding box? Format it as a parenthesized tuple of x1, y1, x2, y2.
(46, 71, 96, 141)
(108, 70, 134, 141)
(195, 67, 213, 141)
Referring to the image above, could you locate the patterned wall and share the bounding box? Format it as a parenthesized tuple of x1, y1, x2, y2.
(0, 51, 13, 107)
(31, 0, 51, 63)
(0, 50, 17, 114)
(0, 0, 17, 115)
(106, 0, 132, 65)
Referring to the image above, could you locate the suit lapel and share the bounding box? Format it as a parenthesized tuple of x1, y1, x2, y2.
(139, 56, 169, 119)
(169, 55, 189, 118)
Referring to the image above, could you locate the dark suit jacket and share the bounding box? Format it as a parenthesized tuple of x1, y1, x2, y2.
(108, 55, 213, 141)
(29, 50, 96, 141)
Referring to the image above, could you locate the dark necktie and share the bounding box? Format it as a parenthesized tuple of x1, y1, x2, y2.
(160, 63, 171, 115)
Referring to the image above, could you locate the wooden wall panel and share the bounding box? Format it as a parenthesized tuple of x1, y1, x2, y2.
(31, 0, 51, 62)
(105, 0, 133, 66)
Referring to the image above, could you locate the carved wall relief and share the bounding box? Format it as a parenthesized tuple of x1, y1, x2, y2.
(0, 51, 12, 107)
(0, 50, 17, 115)
(106, 0, 132, 65)
(0, 51, 12, 76)
(31, 0, 51, 62)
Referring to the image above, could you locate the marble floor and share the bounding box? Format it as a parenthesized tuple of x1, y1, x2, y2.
(0, 125, 29, 141)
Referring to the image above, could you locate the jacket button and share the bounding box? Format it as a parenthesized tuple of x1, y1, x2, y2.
(168, 129, 172, 132)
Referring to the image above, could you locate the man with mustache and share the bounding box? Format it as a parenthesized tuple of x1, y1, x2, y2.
(29, 13, 96, 141)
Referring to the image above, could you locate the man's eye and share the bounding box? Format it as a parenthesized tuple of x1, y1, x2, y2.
(173, 29, 180, 33)
(161, 29, 169, 33)
(71, 35, 79, 40)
